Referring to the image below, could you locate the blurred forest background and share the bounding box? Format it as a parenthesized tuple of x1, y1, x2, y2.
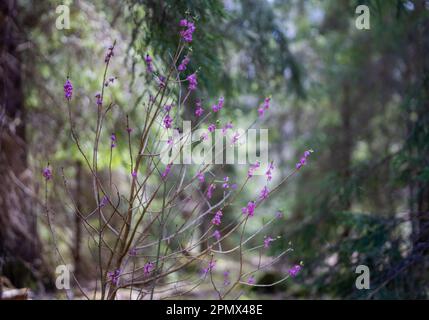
(1, 0, 429, 299)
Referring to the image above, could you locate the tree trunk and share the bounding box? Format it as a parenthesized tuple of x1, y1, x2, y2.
(0, 0, 46, 290)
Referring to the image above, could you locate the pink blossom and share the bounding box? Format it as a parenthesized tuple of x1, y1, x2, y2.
(247, 161, 260, 178)
(212, 210, 223, 226)
(163, 114, 173, 129)
(178, 55, 190, 72)
(295, 149, 313, 169)
(213, 230, 221, 241)
(187, 73, 198, 91)
(222, 176, 229, 189)
(197, 171, 205, 183)
(161, 163, 172, 179)
(202, 260, 216, 276)
(259, 186, 269, 200)
(195, 100, 204, 117)
(208, 124, 216, 132)
(145, 54, 154, 73)
(264, 236, 274, 248)
(288, 265, 302, 277)
(212, 96, 224, 112)
(242, 201, 256, 217)
(42, 167, 52, 180)
(144, 262, 154, 276)
(206, 183, 216, 199)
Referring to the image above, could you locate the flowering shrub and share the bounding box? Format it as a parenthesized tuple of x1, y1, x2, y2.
(42, 17, 311, 300)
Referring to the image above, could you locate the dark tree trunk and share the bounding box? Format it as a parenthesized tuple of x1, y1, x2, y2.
(0, 0, 46, 291)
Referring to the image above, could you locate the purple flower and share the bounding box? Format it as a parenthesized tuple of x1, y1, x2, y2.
(178, 55, 190, 72)
(222, 122, 233, 135)
(179, 20, 196, 43)
(259, 186, 269, 200)
(195, 100, 204, 117)
(257, 97, 271, 117)
(64, 79, 73, 100)
(132, 171, 137, 178)
(295, 149, 313, 169)
(126, 127, 132, 134)
(158, 75, 166, 88)
(104, 45, 114, 64)
(161, 163, 172, 179)
(107, 269, 121, 286)
(42, 167, 52, 180)
(213, 230, 221, 241)
(129, 247, 137, 256)
(206, 183, 216, 199)
(144, 262, 154, 276)
(247, 275, 255, 285)
(275, 210, 284, 219)
(222, 176, 229, 189)
(164, 104, 173, 112)
(288, 264, 302, 277)
(105, 76, 116, 87)
(242, 201, 256, 217)
(212, 210, 223, 226)
(223, 270, 231, 286)
(266, 161, 274, 181)
(202, 260, 216, 276)
(208, 123, 216, 132)
(187, 73, 198, 91)
(247, 161, 260, 178)
(100, 195, 109, 207)
(163, 114, 173, 129)
(145, 54, 154, 73)
(231, 132, 240, 144)
(264, 236, 274, 248)
(110, 133, 116, 148)
(197, 171, 205, 183)
(95, 92, 102, 106)
(212, 96, 224, 112)
(201, 132, 209, 141)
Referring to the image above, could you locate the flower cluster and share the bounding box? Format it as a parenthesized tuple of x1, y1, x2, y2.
(179, 19, 196, 43)
(206, 183, 216, 199)
(288, 264, 302, 277)
(247, 161, 260, 178)
(212, 96, 224, 112)
(202, 260, 216, 276)
(195, 100, 204, 117)
(178, 55, 190, 72)
(187, 73, 198, 91)
(264, 236, 274, 248)
(197, 171, 205, 183)
(258, 97, 271, 117)
(145, 54, 154, 73)
(242, 201, 256, 217)
(104, 45, 114, 63)
(95, 92, 102, 106)
(222, 176, 229, 189)
(212, 210, 223, 226)
(64, 79, 73, 100)
(266, 162, 274, 181)
(295, 149, 314, 169)
(259, 185, 269, 200)
(42, 167, 52, 181)
(110, 133, 116, 148)
(163, 114, 173, 129)
(213, 230, 221, 241)
(144, 262, 155, 276)
(161, 163, 172, 179)
(107, 269, 121, 286)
